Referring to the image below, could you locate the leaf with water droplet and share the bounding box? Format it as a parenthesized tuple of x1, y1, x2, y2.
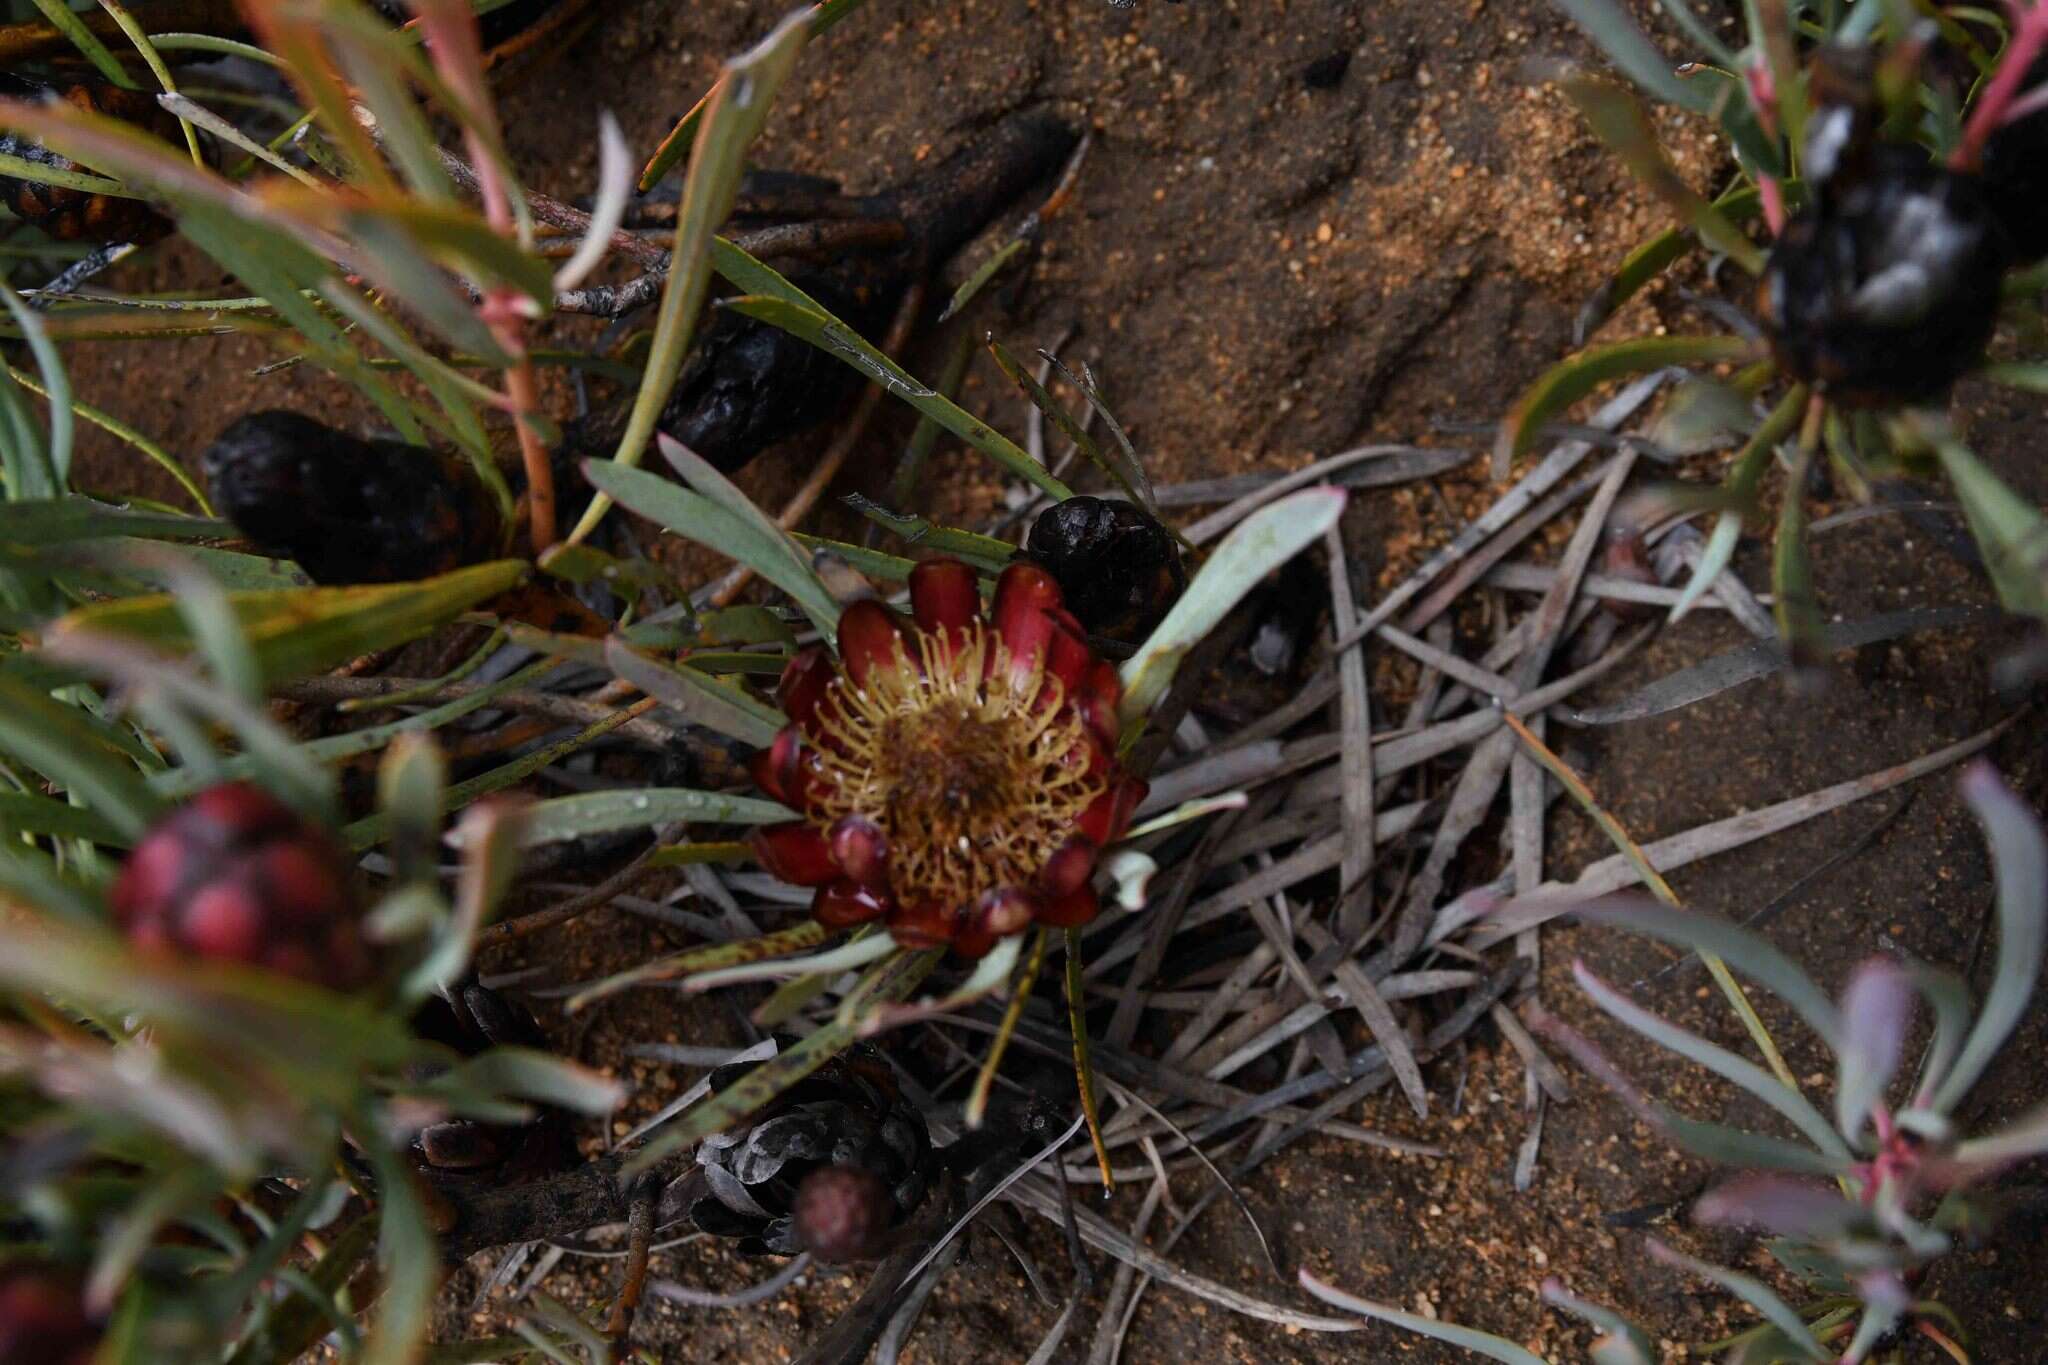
(513, 788, 794, 846)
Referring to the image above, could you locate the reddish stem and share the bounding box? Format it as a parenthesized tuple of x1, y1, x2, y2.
(1759, 176, 1788, 235)
(1954, 0, 2048, 170)
(416, 1, 557, 552)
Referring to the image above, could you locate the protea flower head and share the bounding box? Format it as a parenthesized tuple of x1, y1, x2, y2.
(110, 782, 373, 988)
(747, 558, 1148, 958)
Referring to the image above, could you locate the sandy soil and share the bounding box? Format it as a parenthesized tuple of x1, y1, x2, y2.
(41, 0, 2048, 1359)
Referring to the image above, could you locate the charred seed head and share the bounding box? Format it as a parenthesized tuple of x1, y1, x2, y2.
(1022, 496, 1187, 643)
(1759, 146, 2009, 405)
(1983, 57, 2048, 263)
(202, 411, 503, 585)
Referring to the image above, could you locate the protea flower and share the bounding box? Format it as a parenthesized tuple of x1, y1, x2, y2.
(746, 558, 1147, 959)
(110, 782, 373, 988)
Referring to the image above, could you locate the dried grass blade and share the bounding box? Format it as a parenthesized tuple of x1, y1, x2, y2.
(563, 921, 828, 1012)
(1497, 708, 1801, 1099)
(967, 928, 1049, 1127)
(1066, 928, 1114, 1191)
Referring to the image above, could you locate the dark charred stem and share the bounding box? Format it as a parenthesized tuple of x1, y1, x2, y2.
(432, 144, 669, 271)
(553, 219, 909, 318)
(435, 1157, 706, 1263)
(475, 847, 661, 948)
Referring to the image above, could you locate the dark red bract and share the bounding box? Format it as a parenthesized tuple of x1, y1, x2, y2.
(0, 1265, 98, 1365)
(111, 782, 372, 988)
(747, 559, 1148, 957)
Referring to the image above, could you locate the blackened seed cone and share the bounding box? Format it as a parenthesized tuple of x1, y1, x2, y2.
(202, 411, 505, 585)
(1022, 495, 1187, 643)
(651, 112, 1078, 472)
(1983, 57, 2048, 263)
(0, 73, 181, 245)
(406, 981, 577, 1184)
(1759, 145, 2009, 405)
(689, 1040, 931, 1257)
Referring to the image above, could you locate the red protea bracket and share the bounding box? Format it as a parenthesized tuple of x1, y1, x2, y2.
(746, 556, 1142, 956)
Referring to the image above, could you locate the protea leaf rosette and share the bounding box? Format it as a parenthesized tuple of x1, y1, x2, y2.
(746, 557, 1148, 959)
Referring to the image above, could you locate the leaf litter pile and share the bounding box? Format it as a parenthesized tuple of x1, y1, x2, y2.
(474, 384, 2010, 1363)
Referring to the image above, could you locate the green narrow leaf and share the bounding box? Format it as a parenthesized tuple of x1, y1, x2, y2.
(1497, 334, 1754, 475)
(1646, 1240, 1829, 1360)
(516, 788, 792, 845)
(0, 281, 71, 491)
(986, 335, 1155, 512)
(0, 844, 104, 923)
(1932, 764, 2048, 1111)
(621, 1017, 858, 1178)
(1562, 77, 1765, 273)
(1573, 961, 1848, 1159)
(0, 149, 131, 198)
(343, 701, 647, 851)
(564, 920, 829, 1012)
(426, 1047, 625, 1116)
(0, 675, 162, 838)
(1668, 384, 1806, 621)
(49, 561, 529, 685)
(1934, 439, 2048, 618)
(1298, 1272, 1547, 1364)
(0, 499, 228, 546)
(570, 8, 812, 544)
(623, 949, 937, 1174)
(360, 1142, 437, 1365)
(1579, 186, 1763, 339)
(1771, 438, 1822, 651)
(725, 292, 1070, 501)
(1540, 1281, 1656, 1365)
(47, 540, 308, 591)
(582, 458, 841, 636)
(159, 561, 262, 704)
(378, 733, 447, 886)
(655, 433, 834, 604)
(537, 542, 685, 600)
(941, 236, 1029, 321)
(0, 791, 129, 846)
(1119, 487, 1347, 728)
(1550, 0, 1730, 114)
(634, 0, 869, 190)
(1577, 898, 1844, 1051)
(29, 0, 139, 87)
(842, 494, 1015, 570)
(790, 532, 917, 583)
(712, 238, 1071, 500)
